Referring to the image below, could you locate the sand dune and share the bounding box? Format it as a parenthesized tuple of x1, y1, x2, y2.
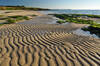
(0, 24, 100, 66)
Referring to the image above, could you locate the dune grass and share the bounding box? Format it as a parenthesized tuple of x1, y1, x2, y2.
(8, 15, 29, 19)
(7, 15, 30, 23)
(6, 18, 16, 24)
(0, 15, 4, 17)
(0, 24, 4, 26)
(0, 15, 30, 26)
(0, 48, 1, 52)
(31, 15, 37, 16)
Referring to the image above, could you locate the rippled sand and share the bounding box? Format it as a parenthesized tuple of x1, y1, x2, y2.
(0, 24, 100, 66)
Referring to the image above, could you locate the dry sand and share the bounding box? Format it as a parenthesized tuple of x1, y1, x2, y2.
(0, 24, 100, 66)
(0, 11, 100, 66)
(0, 10, 43, 16)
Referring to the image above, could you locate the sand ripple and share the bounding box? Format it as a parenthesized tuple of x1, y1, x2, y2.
(0, 24, 100, 66)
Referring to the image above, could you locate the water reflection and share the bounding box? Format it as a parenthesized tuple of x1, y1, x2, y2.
(73, 28, 99, 38)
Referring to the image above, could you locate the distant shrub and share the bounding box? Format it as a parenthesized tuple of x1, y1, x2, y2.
(23, 16, 30, 20)
(0, 15, 4, 17)
(6, 8, 14, 10)
(0, 48, 2, 52)
(16, 17, 23, 21)
(7, 18, 16, 24)
(8, 15, 30, 21)
(8, 15, 22, 18)
(32, 15, 37, 16)
(57, 20, 66, 24)
(0, 24, 4, 26)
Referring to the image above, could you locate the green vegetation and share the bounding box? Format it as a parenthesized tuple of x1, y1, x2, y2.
(83, 24, 100, 30)
(23, 16, 30, 20)
(8, 15, 30, 21)
(71, 14, 100, 18)
(65, 18, 95, 24)
(82, 24, 100, 37)
(53, 14, 100, 19)
(0, 15, 4, 17)
(8, 15, 23, 18)
(57, 20, 66, 24)
(0, 6, 50, 11)
(90, 24, 100, 28)
(53, 14, 97, 24)
(6, 18, 16, 24)
(0, 48, 2, 52)
(0, 15, 30, 26)
(32, 15, 37, 16)
(52, 14, 100, 37)
(0, 24, 4, 26)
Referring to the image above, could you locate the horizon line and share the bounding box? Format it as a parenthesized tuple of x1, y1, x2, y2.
(0, 5, 100, 10)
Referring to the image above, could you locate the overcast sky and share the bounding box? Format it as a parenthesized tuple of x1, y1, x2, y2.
(0, 0, 100, 9)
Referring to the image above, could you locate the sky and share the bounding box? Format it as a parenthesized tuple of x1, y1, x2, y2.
(0, 0, 100, 9)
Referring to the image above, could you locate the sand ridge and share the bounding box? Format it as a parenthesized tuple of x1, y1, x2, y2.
(0, 24, 100, 66)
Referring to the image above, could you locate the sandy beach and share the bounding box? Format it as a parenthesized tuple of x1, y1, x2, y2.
(0, 10, 43, 24)
(0, 10, 100, 66)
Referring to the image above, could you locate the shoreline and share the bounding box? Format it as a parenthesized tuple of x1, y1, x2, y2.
(0, 10, 98, 38)
(0, 10, 100, 66)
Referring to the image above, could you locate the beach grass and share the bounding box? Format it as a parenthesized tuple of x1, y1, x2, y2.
(0, 24, 4, 26)
(31, 14, 37, 16)
(2, 15, 30, 24)
(0, 16, 30, 26)
(0, 15, 4, 17)
(6, 18, 16, 24)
